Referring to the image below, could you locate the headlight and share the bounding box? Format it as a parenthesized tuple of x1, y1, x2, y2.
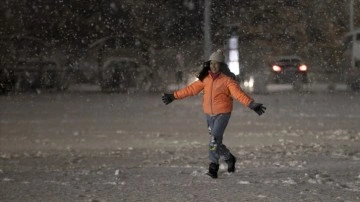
(298, 65, 307, 71)
(272, 65, 282, 72)
(244, 76, 254, 88)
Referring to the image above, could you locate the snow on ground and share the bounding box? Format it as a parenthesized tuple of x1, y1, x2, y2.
(0, 91, 360, 201)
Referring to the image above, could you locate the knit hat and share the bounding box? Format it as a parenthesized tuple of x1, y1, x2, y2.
(209, 49, 225, 63)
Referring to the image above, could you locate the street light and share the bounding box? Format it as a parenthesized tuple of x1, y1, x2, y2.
(228, 35, 240, 75)
(203, 0, 212, 60)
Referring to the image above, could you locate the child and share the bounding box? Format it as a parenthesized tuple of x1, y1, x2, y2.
(162, 49, 266, 178)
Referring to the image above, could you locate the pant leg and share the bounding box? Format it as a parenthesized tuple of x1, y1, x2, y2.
(206, 113, 232, 164)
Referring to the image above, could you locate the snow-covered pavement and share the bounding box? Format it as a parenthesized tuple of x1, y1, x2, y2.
(0, 92, 359, 201)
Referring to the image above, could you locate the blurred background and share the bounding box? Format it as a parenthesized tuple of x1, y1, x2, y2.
(1, 2, 360, 201)
(0, 0, 359, 94)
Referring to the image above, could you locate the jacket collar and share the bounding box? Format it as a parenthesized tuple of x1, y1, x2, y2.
(209, 71, 221, 80)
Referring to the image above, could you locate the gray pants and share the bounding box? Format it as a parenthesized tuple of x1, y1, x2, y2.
(206, 113, 232, 164)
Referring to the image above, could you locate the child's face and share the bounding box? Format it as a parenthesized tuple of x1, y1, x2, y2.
(210, 60, 220, 73)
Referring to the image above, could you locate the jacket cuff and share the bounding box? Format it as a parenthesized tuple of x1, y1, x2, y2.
(248, 101, 255, 109)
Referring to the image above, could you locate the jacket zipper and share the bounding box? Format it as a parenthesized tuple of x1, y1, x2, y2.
(210, 78, 214, 115)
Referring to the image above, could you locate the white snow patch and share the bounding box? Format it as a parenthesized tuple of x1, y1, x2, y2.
(288, 161, 300, 167)
(116, 130, 125, 134)
(307, 179, 317, 184)
(3, 177, 14, 182)
(104, 181, 117, 185)
(237, 180, 250, 184)
(282, 177, 297, 185)
(219, 164, 226, 170)
(190, 169, 206, 176)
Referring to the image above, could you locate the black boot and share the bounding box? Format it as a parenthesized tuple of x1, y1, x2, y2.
(225, 154, 236, 173)
(206, 163, 219, 179)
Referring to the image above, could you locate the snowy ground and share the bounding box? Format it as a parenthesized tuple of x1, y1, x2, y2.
(0, 90, 360, 202)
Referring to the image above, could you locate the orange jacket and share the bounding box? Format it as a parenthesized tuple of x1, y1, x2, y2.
(174, 73, 253, 115)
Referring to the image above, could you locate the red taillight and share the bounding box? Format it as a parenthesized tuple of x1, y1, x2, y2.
(272, 65, 282, 72)
(298, 64, 307, 71)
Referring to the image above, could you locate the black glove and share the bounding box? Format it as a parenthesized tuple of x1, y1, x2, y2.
(162, 93, 175, 105)
(249, 101, 266, 116)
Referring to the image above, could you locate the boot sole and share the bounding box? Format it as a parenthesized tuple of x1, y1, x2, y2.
(206, 172, 218, 179)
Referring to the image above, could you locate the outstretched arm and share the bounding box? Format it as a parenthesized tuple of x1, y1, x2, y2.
(227, 79, 253, 106)
(174, 80, 204, 99)
(228, 79, 266, 116)
(162, 80, 204, 105)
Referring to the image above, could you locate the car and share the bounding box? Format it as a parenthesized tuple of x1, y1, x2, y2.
(99, 57, 153, 93)
(268, 55, 309, 91)
(0, 36, 69, 93)
(1, 58, 67, 93)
